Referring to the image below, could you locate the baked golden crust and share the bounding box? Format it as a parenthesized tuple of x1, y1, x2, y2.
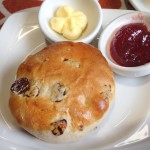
(9, 41, 115, 142)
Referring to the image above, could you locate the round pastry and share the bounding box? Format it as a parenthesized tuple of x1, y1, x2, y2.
(9, 41, 115, 143)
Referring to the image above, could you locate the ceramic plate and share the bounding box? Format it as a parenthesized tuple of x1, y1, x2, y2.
(129, 0, 150, 12)
(0, 9, 150, 150)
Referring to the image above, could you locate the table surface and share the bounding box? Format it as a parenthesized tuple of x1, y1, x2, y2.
(0, 0, 135, 28)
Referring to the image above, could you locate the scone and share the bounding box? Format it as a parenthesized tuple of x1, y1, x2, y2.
(9, 41, 115, 143)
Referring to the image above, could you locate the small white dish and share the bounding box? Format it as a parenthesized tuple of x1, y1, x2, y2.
(129, 0, 150, 12)
(38, 0, 103, 44)
(98, 12, 150, 77)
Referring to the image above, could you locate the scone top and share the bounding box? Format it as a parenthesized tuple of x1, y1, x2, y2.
(9, 42, 115, 142)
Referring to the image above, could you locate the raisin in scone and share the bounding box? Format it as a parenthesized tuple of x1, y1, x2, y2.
(9, 41, 115, 143)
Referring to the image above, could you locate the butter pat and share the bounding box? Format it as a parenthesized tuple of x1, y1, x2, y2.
(50, 6, 87, 40)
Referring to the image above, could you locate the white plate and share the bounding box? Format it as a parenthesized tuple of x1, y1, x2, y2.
(129, 0, 150, 12)
(0, 9, 150, 150)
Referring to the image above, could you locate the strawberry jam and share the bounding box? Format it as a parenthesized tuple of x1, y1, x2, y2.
(110, 23, 150, 67)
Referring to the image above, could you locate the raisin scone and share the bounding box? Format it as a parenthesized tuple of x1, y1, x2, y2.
(9, 41, 115, 143)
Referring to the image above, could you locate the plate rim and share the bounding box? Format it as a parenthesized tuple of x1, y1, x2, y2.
(129, 0, 150, 12)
